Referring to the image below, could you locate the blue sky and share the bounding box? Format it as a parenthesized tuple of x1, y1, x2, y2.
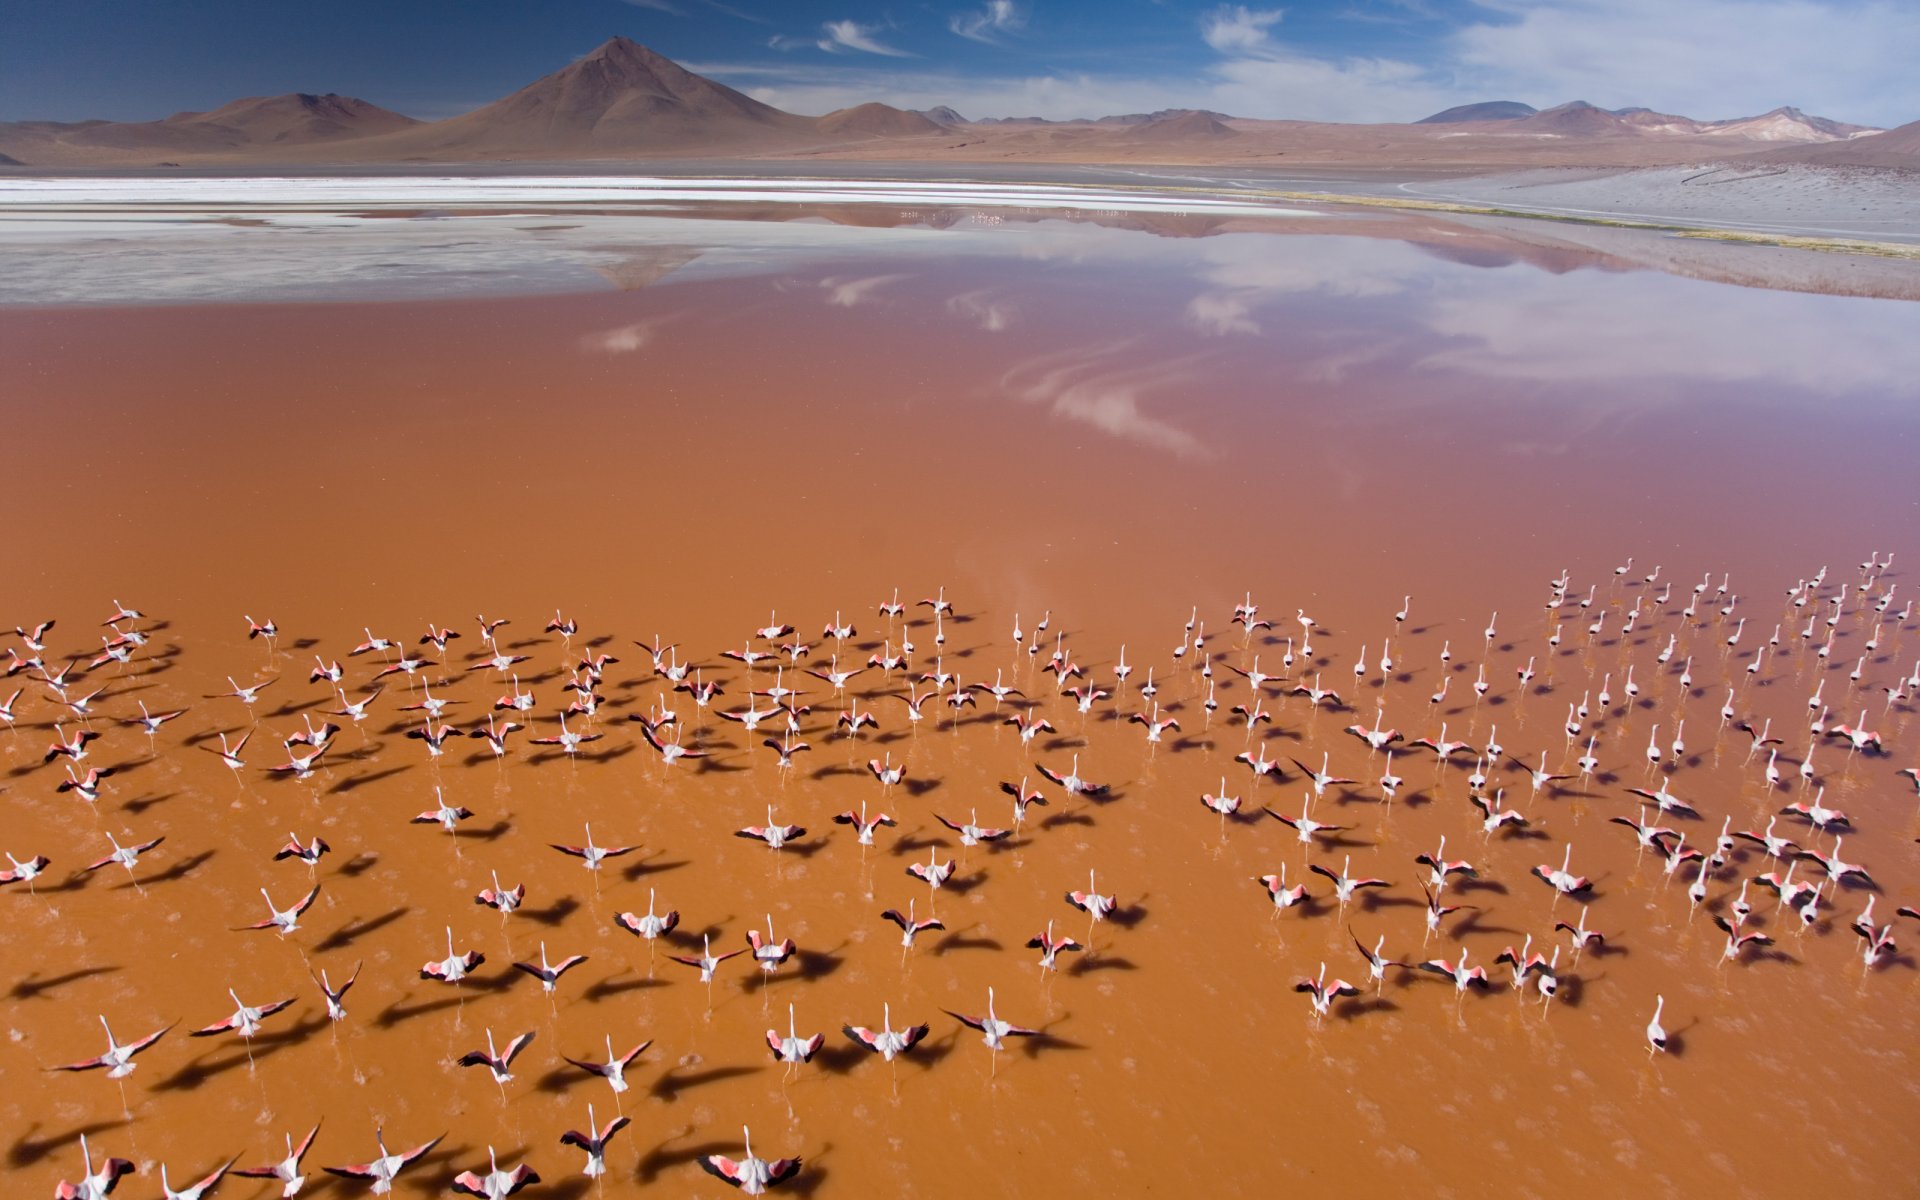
(2, 0, 1914, 126)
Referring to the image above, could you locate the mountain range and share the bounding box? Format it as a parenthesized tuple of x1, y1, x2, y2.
(1, 37, 1910, 170)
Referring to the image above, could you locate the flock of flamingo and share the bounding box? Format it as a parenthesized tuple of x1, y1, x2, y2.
(8, 554, 1918, 1197)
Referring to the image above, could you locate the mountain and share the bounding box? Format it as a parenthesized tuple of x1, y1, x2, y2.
(359, 36, 811, 156)
(1123, 111, 1237, 141)
(167, 93, 419, 143)
(0, 38, 1898, 170)
(1094, 108, 1235, 127)
(1511, 101, 1636, 135)
(1702, 106, 1876, 142)
(817, 103, 946, 138)
(1751, 117, 1920, 167)
(1416, 101, 1537, 124)
(0, 92, 417, 163)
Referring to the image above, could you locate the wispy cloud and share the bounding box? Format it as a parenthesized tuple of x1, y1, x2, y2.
(1450, 0, 1920, 123)
(819, 19, 915, 57)
(951, 1, 1026, 43)
(1201, 5, 1283, 53)
(1184, 290, 1261, 336)
(821, 273, 909, 306)
(620, 0, 683, 14)
(580, 316, 673, 354)
(997, 341, 1212, 458)
(706, 0, 1919, 125)
(700, 0, 770, 21)
(947, 289, 1017, 330)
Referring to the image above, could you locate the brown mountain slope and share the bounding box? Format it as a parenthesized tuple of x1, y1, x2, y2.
(1124, 111, 1237, 141)
(0, 94, 416, 164)
(170, 93, 419, 143)
(817, 103, 945, 138)
(353, 36, 812, 157)
(1750, 118, 1920, 167)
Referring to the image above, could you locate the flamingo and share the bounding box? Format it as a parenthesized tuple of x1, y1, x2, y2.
(843, 1002, 929, 1062)
(452, 1147, 539, 1198)
(160, 1157, 237, 1200)
(1295, 961, 1361, 1016)
(240, 885, 321, 936)
(1255, 865, 1310, 913)
(1308, 855, 1391, 907)
(1027, 920, 1082, 971)
(560, 1104, 629, 1178)
(456, 1028, 535, 1090)
(766, 1003, 825, 1074)
(699, 1127, 802, 1195)
(1712, 915, 1774, 961)
(191, 990, 295, 1045)
(53, 1135, 135, 1200)
(475, 873, 525, 915)
(421, 926, 485, 983)
(667, 933, 744, 985)
(315, 962, 360, 1022)
(1351, 931, 1405, 993)
(832, 802, 897, 846)
(322, 1128, 444, 1195)
(561, 1034, 652, 1095)
(0, 851, 50, 890)
(1530, 844, 1591, 896)
(550, 823, 639, 870)
(935, 809, 1011, 847)
(1265, 793, 1349, 845)
(615, 889, 679, 944)
(233, 1124, 320, 1196)
(881, 899, 945, 951)
(51, 1016, 171, 1079)
(1416, 948, 1491, 992)
(747, 914, 797, 974)
(513, 942, 589, 996)
(945, 987, 1040, 1073)
(411, 788, 472, 833)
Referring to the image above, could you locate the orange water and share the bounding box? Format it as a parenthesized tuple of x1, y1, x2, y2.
(3, 207, 1918, 1197)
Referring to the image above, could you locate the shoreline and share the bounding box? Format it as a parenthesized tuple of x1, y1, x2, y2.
(3, 158, 1915, 251)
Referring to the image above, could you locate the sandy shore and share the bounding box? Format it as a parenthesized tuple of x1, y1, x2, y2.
(1, 171, 1916, 307)
(1370, 163, 1920, 244)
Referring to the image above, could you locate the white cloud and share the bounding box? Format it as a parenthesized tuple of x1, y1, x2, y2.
(1417, 268, 1920, 395)
(947, 289, 1017, 330)
(1450, 0, 1920, 124)
(997, 341, 1213, 458)
(706, 0, 1919, 125)
(1185, 290, 1261, 336)
(821, 273, 908, 306)
(819, 19, 914, 57)
(1201, 6, 1283, 53)
(580, 316, 672, 354)
(951, 1, 1026, 43)
(620, 0, 683, 13)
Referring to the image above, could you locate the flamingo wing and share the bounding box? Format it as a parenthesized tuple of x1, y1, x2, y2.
(699, 1154, 751, 1187)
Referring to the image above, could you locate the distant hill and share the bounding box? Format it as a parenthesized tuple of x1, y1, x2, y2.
(1511, 101, 1634, 135)
(0, 92, 415, 163)
(1123, 111, 1237, 141)
(818, 103, 946, 138)
(169, 93, 419, 143)
(0, 38, 1897, 170)
(1751, 117, 1920, 167)
(1416, 101, 1537, 124)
